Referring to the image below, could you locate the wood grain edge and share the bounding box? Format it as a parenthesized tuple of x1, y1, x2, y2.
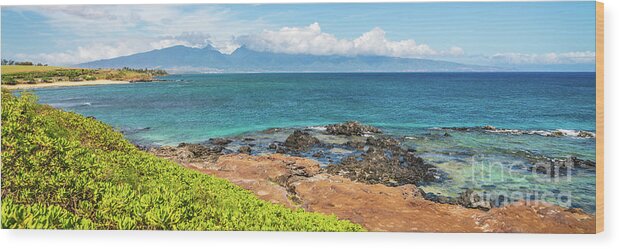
(596, 1, 604, 234)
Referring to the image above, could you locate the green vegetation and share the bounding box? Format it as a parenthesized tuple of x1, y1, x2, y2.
(0, 90, 364, 231)
(1, 66, 167, 85)
(1, 59, 47, 66)
(1, 65, 63, 74)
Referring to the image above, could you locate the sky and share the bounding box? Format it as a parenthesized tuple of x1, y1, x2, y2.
(1, 2, 597, 70)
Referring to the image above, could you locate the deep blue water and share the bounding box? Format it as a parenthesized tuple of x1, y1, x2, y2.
(32, 73, 596, 143)
(28, 72, 597, 212)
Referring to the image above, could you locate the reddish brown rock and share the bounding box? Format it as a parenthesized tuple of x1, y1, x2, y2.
(293, 174, 594, 233)
(475, 201, 595, 233)
(186, 154, 321, 208)
(292, 174, 483, 232)
(158, 152, 595, 233)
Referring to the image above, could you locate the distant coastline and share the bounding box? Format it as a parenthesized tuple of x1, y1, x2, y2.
(1, 64, 166, 89)
(1, 79, 131, 89)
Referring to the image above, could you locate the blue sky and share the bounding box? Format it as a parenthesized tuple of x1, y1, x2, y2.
(1, 2, 596, 70)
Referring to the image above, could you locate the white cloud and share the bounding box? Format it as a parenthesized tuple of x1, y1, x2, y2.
(237, 22, 463, 58)
(490, 51, 595, 64)
(15, 42, 147, 65)
(15, 38, 193, 65)
(7, 5, 593, 67)
(153, 32, 213, 49)
(8, 5, 270, 64)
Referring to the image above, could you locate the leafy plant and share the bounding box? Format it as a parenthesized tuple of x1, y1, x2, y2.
(0, 90, 364, 231)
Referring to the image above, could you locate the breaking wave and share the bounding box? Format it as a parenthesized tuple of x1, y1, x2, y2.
(435, 126, 595, 138)
(48, 102, 92, 108)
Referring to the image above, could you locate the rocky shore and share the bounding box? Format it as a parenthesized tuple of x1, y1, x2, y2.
(148, 121, 595, 233)
(439, 125, 596, 138)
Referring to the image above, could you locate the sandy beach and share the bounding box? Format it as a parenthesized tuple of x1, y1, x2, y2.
(1, 80, 131, 89)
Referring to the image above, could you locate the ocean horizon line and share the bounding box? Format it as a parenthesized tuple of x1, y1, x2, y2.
(155, 71, 596, 75)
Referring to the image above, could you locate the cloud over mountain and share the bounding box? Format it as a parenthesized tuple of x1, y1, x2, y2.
(3, 4, 595, 71)
(237, 23, 463, 59)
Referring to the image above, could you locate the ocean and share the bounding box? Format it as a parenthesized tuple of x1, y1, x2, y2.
(28, 72, 597, 212)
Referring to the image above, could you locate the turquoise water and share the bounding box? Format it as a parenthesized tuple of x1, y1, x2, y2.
(28, 72, 596, 212)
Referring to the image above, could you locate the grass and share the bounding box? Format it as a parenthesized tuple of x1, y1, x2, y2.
(0, 90, 365, 231)
(1, 66, 167, 85)
(1, 65, 67, 74)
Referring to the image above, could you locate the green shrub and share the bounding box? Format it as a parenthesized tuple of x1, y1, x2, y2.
(1, 76, 18, 85)
(0, 90, 364, 231)
(24, 77, 36, 84)
(1, 199, 95, 229)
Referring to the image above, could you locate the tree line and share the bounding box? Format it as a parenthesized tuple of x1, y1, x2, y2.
(1, 59, 47, 66)
(119, 67, 167, 76)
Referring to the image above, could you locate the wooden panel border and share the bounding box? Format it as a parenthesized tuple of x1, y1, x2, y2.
(596, 1, 604, 234)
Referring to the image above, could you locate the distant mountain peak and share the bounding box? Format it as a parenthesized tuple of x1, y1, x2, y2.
(78, 45, 499, 73)
(163, 45, 194, 50)
(231, 45, 262, 56)
(202, 44, 219, 51)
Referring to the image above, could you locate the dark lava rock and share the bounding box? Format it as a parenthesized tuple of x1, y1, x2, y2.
(529, 156, 595, 177)
(135, 144, 151, 151)
(365, 136, 400, 150)
(323, 143, 335, 149)
(239, 145, 252, 154)
(425, 190, 497, 211)
(530, 161, 569, 177)
(344, 140, 366, 149)
(263, 128, 283, 134)
(276, 147, 287, 154)
(326, 134, 440, 187)
(577, 131, 595, 138)
(442, 126, 495, 132)
(209, 138, 233, 145)
(325, 121, 382, 136)
(568, 156, 596, 169)
(284, 130, 321, 150)
(268, 143, 278, 150)
(456, 189, 494, 211)
(326, 145, 437, 187)
(312, 151, 324, 158)
(151, 143, 223, 162)
(443, 127, 472, 131)
(424, 192, 453, 204)
(547, 131, 566, 137)
(178, 143, 224, 157)
(443, 132, 451, 137)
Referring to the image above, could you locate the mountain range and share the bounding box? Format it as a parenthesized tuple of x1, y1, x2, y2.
(78, 45, 499, 73)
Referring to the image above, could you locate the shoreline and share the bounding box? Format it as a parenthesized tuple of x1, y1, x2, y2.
(150, 148, 596, 233)
(1, 80, 132, 89)
(147, 122, 596, 232)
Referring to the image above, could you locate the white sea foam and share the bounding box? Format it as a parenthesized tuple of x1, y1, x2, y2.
(441, 127, 595, 138)
(49, 102, 92, 108)
(306, 126, 327, 131)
